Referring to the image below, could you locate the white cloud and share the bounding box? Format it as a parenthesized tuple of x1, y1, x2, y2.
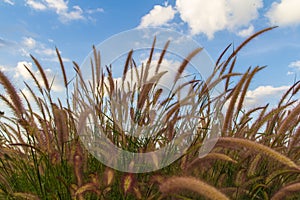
(287, 71, 295, 75)
(15, 61, 33, 80)
(35, 47, 56, 57)
(0, 65, 8, 72)
(139, 5, 176, 28)
(20, 88, 35, 103)
(41, 68, 64, 92)
(26, 0, 84, 22)
(86, 7, 104, 14)
(237, 25, 255, 37)
(175, 0, 263, 39)
(244, 85, 290, 109)
(14, 61, 63, 92)
(44, 0, 67, 13)
(3, 0, 14, 5)
(20, 37, 70, 63)
(35, 46, 70, 63)
(22, 37, 36, 49)
(59, 5, 84, 22)
(266, 0, 300, 27)
(26, 0, 47, 10)
(289, 60, 300, 70)
(42, 56, 70, 63)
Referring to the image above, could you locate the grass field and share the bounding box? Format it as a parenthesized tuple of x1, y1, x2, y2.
(0, 27, 299, 200)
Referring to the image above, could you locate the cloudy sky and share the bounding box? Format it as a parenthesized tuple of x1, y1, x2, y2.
(0, 0, 300, 109)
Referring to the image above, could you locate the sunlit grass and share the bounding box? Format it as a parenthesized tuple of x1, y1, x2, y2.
(0, 27, 299, 199)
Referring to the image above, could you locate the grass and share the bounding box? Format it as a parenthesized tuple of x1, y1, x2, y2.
(0, 27, 299, 199)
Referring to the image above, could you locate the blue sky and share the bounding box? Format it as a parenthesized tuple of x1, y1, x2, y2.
(0, 0, 300, 109)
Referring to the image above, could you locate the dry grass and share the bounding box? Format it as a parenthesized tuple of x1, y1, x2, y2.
(159, 176, 229, 200)
(0, 27, 299, 199)
(271, 182, 300, 200)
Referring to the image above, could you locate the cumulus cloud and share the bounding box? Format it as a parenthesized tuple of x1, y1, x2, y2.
(175, 0, 263, 39)
(287, 71, 295, 75)
(44, 0, 67, 12)
(20, 88, 35, 103)
(20, 37, 39, 56)
(35, 48, 56, 57)
(289, 60, 300, 70)
(59, 5, 84, 23)
(266, 0, 300, 27)
(41, 68, 64, 92)
(20, 37, 70, 63)
(25, 0, 84, 22)
(22, 37, 36, 49)
(237, 25, 255, 37)
(244, 85, 290, 109)
(14, 61, 63, 92)
(139, 5, 176, 28)
(26, 0, 46, 10)
(15, 61, 33, 80)
(0, 65, 8, 72)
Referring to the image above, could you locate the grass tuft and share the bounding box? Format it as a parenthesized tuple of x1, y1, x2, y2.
(0, 27, 299, 199)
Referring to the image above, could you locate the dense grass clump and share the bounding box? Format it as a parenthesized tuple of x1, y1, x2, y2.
(0, 27, 300, 199)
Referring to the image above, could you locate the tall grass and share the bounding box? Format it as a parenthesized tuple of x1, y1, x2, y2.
(0, 27, 299, 199)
